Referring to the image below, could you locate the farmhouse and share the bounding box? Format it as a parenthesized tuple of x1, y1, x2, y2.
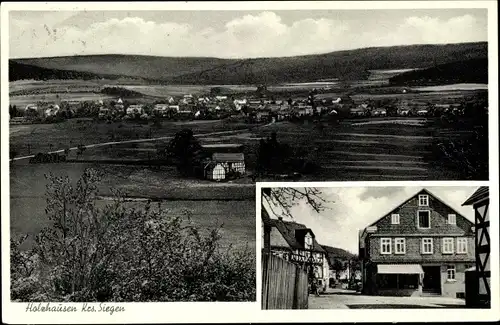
(359, 189, 475, 298)
(212, 152, 245, 174)
(204, 162, 226, 181)
(262, 211, 330, 292)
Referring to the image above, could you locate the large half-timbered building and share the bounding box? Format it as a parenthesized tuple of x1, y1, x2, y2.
(463, 186, 490, 307)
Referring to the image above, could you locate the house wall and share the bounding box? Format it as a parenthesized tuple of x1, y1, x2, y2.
(372, 194, 473, 236)
(439, 263, 471, 298)
(368, 236, 475, 263)
(361, 191, 475, 297)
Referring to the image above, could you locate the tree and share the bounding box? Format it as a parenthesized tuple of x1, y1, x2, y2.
(168, 129, 203, 176)
(261, 187, 329, 220)
(331, 259, 347, 282)
(10, 168, 256, 302)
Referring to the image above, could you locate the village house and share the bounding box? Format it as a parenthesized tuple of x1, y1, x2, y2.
(203, 152, 245, 181)
(24, 104, 39, 116)
(153, 104, 169, 116)
(126, 104, 144, 117)
(44, 104, 60, 118)
(359, 188, 475, 298)
(261, 210, 330, 292)
(371, 108, 387, 117)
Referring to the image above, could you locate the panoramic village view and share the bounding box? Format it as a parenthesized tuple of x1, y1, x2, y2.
(8, 9, 489, 303)
(261, 186, 491, 309)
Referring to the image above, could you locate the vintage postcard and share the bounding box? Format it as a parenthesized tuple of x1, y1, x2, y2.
(1, 1, 498, 323)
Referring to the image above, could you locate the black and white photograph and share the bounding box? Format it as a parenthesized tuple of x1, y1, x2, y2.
(1, 1, 498, 324)
(261, 185, 491, 309)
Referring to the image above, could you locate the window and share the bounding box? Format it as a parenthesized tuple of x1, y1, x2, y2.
(391, 214, 400, 224)
(447, 265, 456, 281)
(395, 238, 406, 254)
(457, 238, 468, 254)
(448, 214, 456, 225)
(422, 238, 433, 254)
(380, 238, 392, 254)
(442, 237, 454, 254)
(419, 194, 429, 207)
(418, 211, 431, 229)
(304, 233, 313, 250)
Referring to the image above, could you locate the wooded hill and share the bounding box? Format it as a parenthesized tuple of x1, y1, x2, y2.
(10, 42, 487, 85)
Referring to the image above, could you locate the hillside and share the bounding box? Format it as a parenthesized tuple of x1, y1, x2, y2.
(9, 61, 127, 82)
(321, 245, 355, 260)
(12, 55, 238, 81)
(10, 42, 487, 84)
(388, 58, 488, 86)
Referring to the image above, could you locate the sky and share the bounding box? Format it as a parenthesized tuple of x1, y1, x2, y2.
(263, 186, 479, 254)
(9, 9, 488, 58)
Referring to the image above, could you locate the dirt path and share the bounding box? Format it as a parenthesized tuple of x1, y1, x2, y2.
(11, 122, 273, 162)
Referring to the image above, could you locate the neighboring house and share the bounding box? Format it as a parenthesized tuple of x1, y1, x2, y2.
(24, 104, 39, 117)
(114, 98, 125, 112)
(233, 99, 247, 111)
(212, 152, 245, 175)
(416, 108, 429, 116)
(359, 188, 475, 298)
(372, 108, 387, 117)
(399, 108, 412, 116)
(126, 104, 144, 116)
(350, 107, 367, 117)
(44, 104, 60, 117)
(262, 211, 330, 291)
(204, 162, 226, 181)
(153, 104, 169, 116)
(322, 245, 360, 285)
(98, 107, 110, 118)
(462, 187, 490, 307)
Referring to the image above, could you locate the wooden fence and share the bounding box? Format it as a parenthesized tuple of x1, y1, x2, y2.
(261, 253, 309, 309)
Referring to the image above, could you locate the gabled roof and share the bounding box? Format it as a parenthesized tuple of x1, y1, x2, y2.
(361, 188, 473, 238)
(268, 218, 326, 253)
(462, 187, 489, 206)
(212, 152, 245, 162)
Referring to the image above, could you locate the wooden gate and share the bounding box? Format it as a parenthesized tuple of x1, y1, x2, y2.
(262, 253, 309, 309)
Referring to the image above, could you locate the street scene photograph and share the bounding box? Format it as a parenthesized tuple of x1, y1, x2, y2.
(261, 186, 491, 309)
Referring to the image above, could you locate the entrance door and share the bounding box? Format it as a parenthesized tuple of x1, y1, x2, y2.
(422, 266, 441, 294)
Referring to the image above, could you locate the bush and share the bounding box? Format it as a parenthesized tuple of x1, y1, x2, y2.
(11, 168, 255, 302)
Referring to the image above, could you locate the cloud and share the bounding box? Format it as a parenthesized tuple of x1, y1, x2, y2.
(9, 11, 486, 58)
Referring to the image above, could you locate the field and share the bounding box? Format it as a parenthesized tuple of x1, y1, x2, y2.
(9, 80, 488, 260)
(10, 163, 256, 251)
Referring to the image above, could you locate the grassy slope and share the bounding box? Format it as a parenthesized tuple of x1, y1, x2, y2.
(11, 42, 487, 84)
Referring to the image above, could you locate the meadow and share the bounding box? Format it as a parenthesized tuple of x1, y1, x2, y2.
(10, 163, 256, 251)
